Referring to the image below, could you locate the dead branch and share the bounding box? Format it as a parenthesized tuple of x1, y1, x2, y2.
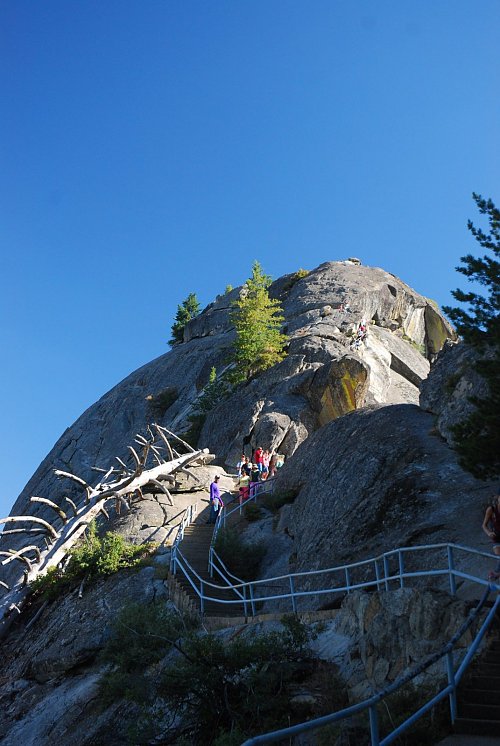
(0, 551, 32, 572)
(54, 469, 92, 501)
(153, 424, 174, 460)
(0, 581, 10, 591)
(148, 478, 174, 506)
(30, 497, 68, 523)
(0, 516, 58, 539)
(178, 466, 203, 484)
(0, 546, 41, 566)
(156, 424, 196, 454)
(64, 497, 78, 517)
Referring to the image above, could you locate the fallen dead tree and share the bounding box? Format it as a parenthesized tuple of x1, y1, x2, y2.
(0, 423, 210, 639)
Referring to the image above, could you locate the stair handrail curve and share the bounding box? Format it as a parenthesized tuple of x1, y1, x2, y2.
(170, 502, 198, 573)
(241, 587, 500, 746)
(172, 539, 500, 613)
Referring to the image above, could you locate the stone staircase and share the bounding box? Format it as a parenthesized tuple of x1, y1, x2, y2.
(454, 610, 500, 736)
(169, 501, 248, 618)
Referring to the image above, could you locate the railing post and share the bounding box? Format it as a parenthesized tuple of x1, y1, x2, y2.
(200, 580, 204, 615)
(243, 585, 248, 619)
(289, 576, 297, 613)
(446, 650, 457, 723)
(398, 550, 405, 589)
(249, 583, 256, 616)
(368, 704, 380, 746)
(383, 555, 390, 592)
(208, 547, 213, 577)
(447, 545, 457, 596)
(345, 567, 351, 593)
(172, 547, 177, 575)
(375, 560, 382, 591)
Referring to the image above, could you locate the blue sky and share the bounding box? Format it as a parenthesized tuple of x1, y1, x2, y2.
(0, 1, 499, 518)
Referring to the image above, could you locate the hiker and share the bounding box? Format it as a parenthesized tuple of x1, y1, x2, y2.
(241, 456, 252, 478)
(482, 493, 500, 580)
(208, 475, 224, 524)
(237, 454, 246, 479)
(269, 452, 277, 478)
(262, 449, 270, 480)
(239, 484, 250, 504)
(251, 463, 260, 483)
(254, 446, 264, 473)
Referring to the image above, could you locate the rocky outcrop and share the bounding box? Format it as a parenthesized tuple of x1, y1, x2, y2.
(314, 587, 478, 702)
(270, 403, 495, 587)
(1, 261, 454, 590)
(420, 340, 492, 445)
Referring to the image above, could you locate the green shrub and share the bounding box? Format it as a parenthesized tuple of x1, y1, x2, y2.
(30, 522, 155, 600)
(181, 412, 206, 447)
(243, 502, 263, 521)
(99, 602, 196, 705)
(214, 527, 266, 581)
(261, 488, 299, 514)
(156, 615, 320, 744)
(280, 268, 310, 297)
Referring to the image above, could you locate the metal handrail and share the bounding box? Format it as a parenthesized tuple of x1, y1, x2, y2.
(172, 540, 500, 613)
(241, 588, 499, 745)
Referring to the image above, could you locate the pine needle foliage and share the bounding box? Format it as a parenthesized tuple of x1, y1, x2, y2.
(170, 292, 201, 346)
(442, 193, 500, 478)
(230, 261, 287, 383)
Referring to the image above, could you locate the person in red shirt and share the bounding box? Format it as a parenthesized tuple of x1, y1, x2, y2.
(254, 446, 264, 473)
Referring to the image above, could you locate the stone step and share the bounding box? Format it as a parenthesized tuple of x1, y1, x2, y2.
(454, 718, 500, 737)
(468, 675, 500, 690)
(460, 688, 500, 706)
(473, 663, 500, 677)
(459, 702, 500, 721)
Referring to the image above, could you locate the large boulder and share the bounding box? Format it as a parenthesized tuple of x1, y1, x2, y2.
(271, 403, 495, 589)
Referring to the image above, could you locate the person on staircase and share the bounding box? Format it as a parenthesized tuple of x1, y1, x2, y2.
(482, 492, 500, 580)
(208, 475, 224, 524)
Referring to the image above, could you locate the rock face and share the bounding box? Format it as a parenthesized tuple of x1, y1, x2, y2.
(2, 261, 453, 569)
(315, 587, 477, 702)
(420, 340, 491, 445)
(270, 403, 495, 588)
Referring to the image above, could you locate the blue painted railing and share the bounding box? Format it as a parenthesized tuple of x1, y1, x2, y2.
(241, 589, 500, 745)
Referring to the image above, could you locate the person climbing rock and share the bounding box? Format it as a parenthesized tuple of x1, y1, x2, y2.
(482, 492, 500, 580)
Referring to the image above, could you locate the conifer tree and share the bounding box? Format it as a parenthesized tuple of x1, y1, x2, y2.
(443, 193, 500, 478)
(230, 261, 287, 383)
(169, 293, 200, 346)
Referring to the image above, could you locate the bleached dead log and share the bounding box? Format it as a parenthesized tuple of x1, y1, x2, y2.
(0, 516, 58, 540)
(0, 425, 208, 638)
(30, 497, 68, 524)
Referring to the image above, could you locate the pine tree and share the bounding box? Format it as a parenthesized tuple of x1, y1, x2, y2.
(169, 293, 201, 346)
(442, 193, 500, 478)
(196, 367, 228, 414)
(230, 261, 287, 383)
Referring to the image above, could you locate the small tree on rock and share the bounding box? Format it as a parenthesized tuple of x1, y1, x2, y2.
(230, 261, 287, 383)
(443, 193, 500, 478)
(169, 292, 200, 346)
